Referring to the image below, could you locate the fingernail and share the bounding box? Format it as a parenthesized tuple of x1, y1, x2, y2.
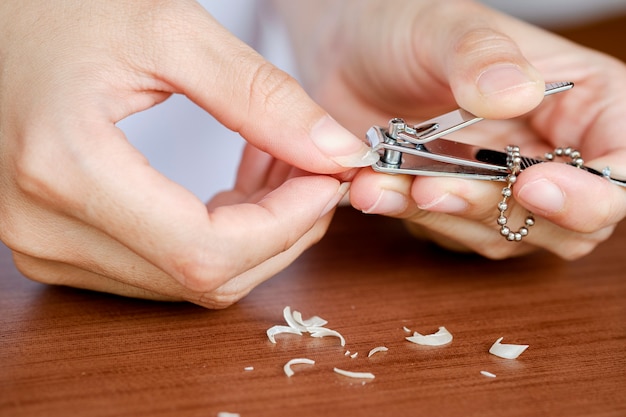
(417, 192, 468, 213)
(321, 182, 351, 217)
(477, 64, 535, 96)
(517, 179, 565, 214)
(362, 189, 408, 214)
(311, 115, 380, 168)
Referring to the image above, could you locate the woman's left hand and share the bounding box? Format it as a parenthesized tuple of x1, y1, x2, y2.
(274, 0, 626, 259)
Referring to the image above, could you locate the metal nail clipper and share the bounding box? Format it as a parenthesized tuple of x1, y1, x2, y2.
(366, 81, 626, 188)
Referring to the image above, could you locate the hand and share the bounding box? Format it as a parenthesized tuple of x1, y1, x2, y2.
(0, 0, 375, 307)
(274, 0, 626, 259)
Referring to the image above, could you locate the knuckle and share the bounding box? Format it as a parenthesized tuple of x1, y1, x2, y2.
(453, 26, 515, 57)
(13, 145, 50, 198)
(555, 241, 596, 261)
(12, 253, 59, 285)
(475, 241, 518, 260)
(196, 288, 249, 310)
(246, 61, 298, 117)
(173, 247, 237, 294)
(11, 132, 72, 206)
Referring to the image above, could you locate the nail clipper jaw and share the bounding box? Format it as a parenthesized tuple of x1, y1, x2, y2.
(367, 121, 511, 180)
(366, 124, 403, 170)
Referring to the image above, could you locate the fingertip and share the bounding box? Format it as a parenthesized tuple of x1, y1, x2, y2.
(446, 23, 545, 119)
(320, 181, 351, 217)
(310, 115, 380, 169)
(516, 177, 566, 217)
(349, 169, 412, 215)
(472, 64, 545, 118)
(453, 62, 544, 119)
(515, 164, 622, 232)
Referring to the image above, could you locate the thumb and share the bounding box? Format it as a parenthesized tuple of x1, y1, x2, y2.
(435, 5, 545, 119)
(147, 2, 377, 174)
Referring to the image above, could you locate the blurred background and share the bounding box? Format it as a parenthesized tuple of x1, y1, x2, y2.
(484, 0, 626, 61)
(483, 0, 626, 28)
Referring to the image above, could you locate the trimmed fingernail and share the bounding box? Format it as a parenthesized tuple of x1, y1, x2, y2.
(362, 189, 408, 214)
(517, 179, 565, 214)
(321, 182, 351, 217)
(311, 115, 379, 168)
(417, 192, 468, 213)
(477, 64, 535, 96)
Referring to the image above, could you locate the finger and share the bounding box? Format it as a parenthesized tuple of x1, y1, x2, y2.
(401, 206, 613, 261)
(143, 2, 377, 173)
(195, 209, 335, 309)
(515, 163, 626, 232)
(349, 168, 536, 258)
(350, 170, 532, 258)
(403, 211, 539, 259)
(11, 162, 338, 307)
(407, 173, 615, 259)
(233, 145, 296, 197)
(12, 204, 335, 309)
(351, 168, 613, 259)
(12, 251, 183, 302)
(426, 2, 545, 118)
(206, 145, 294, 210)
(349, 168, 414, 215)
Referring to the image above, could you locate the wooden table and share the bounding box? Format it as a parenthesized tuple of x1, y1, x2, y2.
(2, 206, 625, 417)
(2, 14, 626, 417)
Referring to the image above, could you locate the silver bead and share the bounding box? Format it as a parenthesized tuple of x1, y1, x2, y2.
(502, 187, 512, 197)
(525, 217, 535, 227)
(514, 233, 522, 241)
(500, 226, 510, 236)
(519, 227, 529, 236)
(498, 202, 508, 211)
(497, 216, 508, 226)
(507, 233, 516, 241)
(570, 150, 581, 159)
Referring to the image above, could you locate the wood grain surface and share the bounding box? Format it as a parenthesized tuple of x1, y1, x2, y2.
(2, 207, 625, 417)
(1, 13, 626, 417)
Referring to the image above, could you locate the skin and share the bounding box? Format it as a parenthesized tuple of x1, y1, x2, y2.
(2, 0, 625, 308)
(0, 0, 376, 308)
(274, 0, 626, 260)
